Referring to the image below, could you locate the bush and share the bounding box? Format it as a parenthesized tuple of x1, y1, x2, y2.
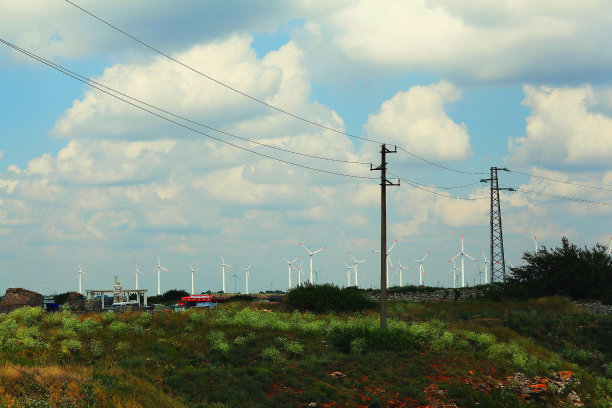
(89, 340, 103, 358)
(108, 321, 128, 335)
(261, 346, 284, 364)
(61, 338, 82, 354)
(285, 283, 376, 313)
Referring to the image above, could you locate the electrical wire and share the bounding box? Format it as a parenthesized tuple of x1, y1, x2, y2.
(395, 146, 488, 175)
(2, 40, 370, 167)
(63, 0, 382, 145)
(386, 170, 482, 190)
(63, 0, 493, 177)
(1, 38, 377, 181)
(388, 171, 488, 201)
(502, 185, 612, 206)
(507, 169, 612, 192)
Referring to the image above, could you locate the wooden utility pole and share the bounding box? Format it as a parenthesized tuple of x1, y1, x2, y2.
(371, 144, 398, 331)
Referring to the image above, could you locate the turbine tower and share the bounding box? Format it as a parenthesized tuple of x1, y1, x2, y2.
(534, 236, 539, 255)
(395, 256, 413, 286)
(371, 239, 397, 288)
(348, 251, 367, 288)
(341, 260, 354, 287)
(478, 249, 489, 285)
(449, 235, 478, 288)
(298, 243, 327, 284)
(133, 261, 144, 290)
(295, 259, 304, 286)
(152, 253, 170, 296)
(240, 261, 253, 294)
(220, 252, 233, 294)
(187, 262, 201, 295)
(409, 252, 429, 286)
(280, 256, 299, 290)
(608, 238, 611, 255)
(76, 263, 87, 295)
(448, 258, 460, 288)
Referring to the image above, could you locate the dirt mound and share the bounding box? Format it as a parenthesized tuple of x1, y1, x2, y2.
(0, 288, 43, 313)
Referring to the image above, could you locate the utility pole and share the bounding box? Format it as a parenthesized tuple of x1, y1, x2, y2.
(371, 144, 399, 331)
(480, 167, 514, 297)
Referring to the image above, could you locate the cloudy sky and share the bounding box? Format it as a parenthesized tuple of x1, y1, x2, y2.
(1, 0, 611, 296)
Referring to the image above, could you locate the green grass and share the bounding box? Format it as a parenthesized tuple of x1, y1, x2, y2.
(0, 296, 609, 407)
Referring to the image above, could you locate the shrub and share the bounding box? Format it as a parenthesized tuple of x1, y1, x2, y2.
(188, 311, 208, 324)
(116, 341, 131, 353)
(208, 330, 230, 354)
(8, 306, 44, 326)
(350, 338, 367, 354)
(285, 284, 376, 313)
(108, 321, 128, 335)
(261, 346, 284, 364)
(78, 318, 102, 336)
(89, 340, 103, 358)
(61, 338, 82, 354)
(130, 324, 146, 337)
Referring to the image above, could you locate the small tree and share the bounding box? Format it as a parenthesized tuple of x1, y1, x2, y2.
(509, 236, 612, 302)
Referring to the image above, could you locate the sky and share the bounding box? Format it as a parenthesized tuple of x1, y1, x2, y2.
(1, 0, 612, 296)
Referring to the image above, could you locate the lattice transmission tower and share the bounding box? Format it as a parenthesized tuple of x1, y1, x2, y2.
(481, 167, 514, 295)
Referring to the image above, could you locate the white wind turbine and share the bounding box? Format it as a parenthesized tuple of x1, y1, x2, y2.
(534, 236, 539, 255)
(76, 263, 87, 295)
(371, 239, 397, 288)
(298, 243, 327, 284)
(448, 258, 461, 288)
(409, 252, 429, 286)
(239, 261, 253, 294)
(187, 262, 201, 295)
(341, 260, 354, 287)
(347, 251, 367, 289)
(133, 261, 144, 290)
(478, 250, 489, 285)
(220, 252, 233, 294)
(295, 259, 304, 286)
(152, 253, 171, 296)
(280, 256, 299, 290)
(608, 238, 611, 255)
(449, 235, 478, 288)
(395, 256, 413, 286)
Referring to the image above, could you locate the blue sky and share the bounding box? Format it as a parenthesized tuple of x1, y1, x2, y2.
(1, 0, 611, 296)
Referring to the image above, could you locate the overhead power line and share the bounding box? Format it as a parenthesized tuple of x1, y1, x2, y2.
(1, 38, 376, 181)
(63, 0, 491, 177)
(503, 185, 612, 206)
(1, 39, 369, 167)
(387, 171, 488, 201)
(63, 0, 382, 145)
(508, 169, 612, 192)
(395, 146, 488, 175)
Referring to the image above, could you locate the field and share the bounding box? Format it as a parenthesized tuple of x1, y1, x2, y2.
(0, 294, 611, 407)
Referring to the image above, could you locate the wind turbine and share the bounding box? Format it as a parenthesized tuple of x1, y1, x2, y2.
(298, 243, 327, 284)
(341, 260, 354, 287)
(76, 263, 87, 295)
(478, 249, 489, 285)
(280, 256, 299, 290)
(347, 251, 367, 288)
(608, 238, 611, 255)
(409, 252, 429, 286)
(152, 253, 171, 296)
(371, 239, 397, 288)
(314, 267, 325, 284)
(395, 257, 413, 286)
(534, 236, 539, 255)
(187, 262, 201, 295)
(229, 267, 241, 293)
(449, 235, 478, 288)
(448, 258, 460, 288)
(240, 261, 253, 294)
(220, 252, 233, 294)
(133, 261, 144, 290)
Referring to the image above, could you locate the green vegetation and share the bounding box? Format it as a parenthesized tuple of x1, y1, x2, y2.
(0, 294, 610, 406)
(285, 283, 377, 313)
(509, 236, 612, 302)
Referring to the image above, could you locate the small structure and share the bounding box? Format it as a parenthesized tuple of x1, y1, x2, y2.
(0, 288, 43, 313)
(86, 275, 148, 309)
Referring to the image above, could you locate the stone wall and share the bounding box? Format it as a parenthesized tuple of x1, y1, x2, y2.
(366, 287, 487, 303)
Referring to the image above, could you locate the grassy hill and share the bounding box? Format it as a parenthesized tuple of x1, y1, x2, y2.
(0, 294, 610, 407)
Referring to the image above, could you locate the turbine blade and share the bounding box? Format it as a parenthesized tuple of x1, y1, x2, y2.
(388, 239, 397, 253)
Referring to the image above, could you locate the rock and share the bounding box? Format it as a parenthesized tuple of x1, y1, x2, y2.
(65, 292, 86, 311)
(0, 288, 44, 313)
